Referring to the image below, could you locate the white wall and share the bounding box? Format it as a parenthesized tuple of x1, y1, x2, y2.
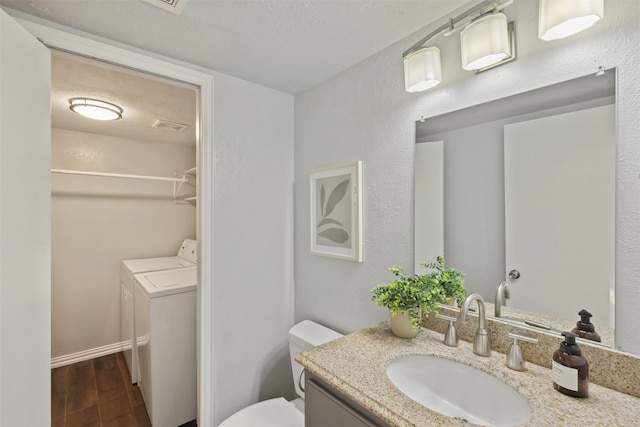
(0, 9, 295, 426)
(294, 0, 640, 355)
(212, 73, 295, 423)
(0, 9, 51, 426)
(51, 128, 196, 359)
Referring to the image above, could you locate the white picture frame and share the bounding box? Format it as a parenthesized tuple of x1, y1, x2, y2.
(310, 161, 362, 262)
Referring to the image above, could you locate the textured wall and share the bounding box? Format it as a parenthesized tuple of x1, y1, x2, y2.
(51, 129, 196, 359)
(212, 73, 295, 424)
(295, 0, 640, 355)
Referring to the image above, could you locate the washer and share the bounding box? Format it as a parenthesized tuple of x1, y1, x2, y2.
(134, 266, 197, 427)
(120, 239, 197, 384)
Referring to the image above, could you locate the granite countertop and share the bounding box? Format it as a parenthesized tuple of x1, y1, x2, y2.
(297, 323, 640, 427)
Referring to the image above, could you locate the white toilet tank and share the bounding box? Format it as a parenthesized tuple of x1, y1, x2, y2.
(288, 320, 343, 399)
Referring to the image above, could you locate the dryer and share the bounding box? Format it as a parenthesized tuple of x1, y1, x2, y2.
(120, 238, 197, 384)
(134, 266, 197, 427)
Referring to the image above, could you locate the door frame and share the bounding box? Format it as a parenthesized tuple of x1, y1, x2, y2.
(16, 18, 216, 425)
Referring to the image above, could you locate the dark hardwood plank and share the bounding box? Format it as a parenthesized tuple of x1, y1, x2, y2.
(66, 360, 98, 413)
(100, 393, 137, 427)
(65, 405, 101, 427)
(95, 353, 128, 402)
(51, 365, 68, 427)
(133, 404, 152, 427)
(116, 352, 144, 407)
(53, 352, 151, 427)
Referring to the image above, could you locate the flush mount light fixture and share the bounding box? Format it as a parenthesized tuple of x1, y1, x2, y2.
(404, 47, 442, 92)
(69, 98, 123, 121)
(538, 0, 604, 41)
(460, 13, 511, 71)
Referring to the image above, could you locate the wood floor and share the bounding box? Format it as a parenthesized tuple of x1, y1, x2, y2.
(51, 352, 151, 427)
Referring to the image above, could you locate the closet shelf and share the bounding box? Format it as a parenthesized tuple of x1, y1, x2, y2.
(51, 168, 189, 183)
(51, 167, 197, 204)
(174, 166, 197, 204)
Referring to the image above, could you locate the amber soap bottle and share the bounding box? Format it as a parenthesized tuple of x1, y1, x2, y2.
(571, 309, 602, 343)
(552, 331, 589, 398)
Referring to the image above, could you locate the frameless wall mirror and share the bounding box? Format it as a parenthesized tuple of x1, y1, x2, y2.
(414, 69, 616, 348)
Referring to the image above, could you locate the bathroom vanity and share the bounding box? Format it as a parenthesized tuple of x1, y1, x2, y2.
(298, 323, 640, 426)
(305, 373, 390, 427)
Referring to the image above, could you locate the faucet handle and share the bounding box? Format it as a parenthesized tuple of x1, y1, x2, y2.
(437, 314, 459, 347)
(506, 333, 538, 371)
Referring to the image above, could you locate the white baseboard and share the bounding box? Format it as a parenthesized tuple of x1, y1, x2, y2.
(51, 341, 131, 369)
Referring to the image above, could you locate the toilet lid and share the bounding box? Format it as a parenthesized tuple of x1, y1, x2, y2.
(218, 397, 304, 427)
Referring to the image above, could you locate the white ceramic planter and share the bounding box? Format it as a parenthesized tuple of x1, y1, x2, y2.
(389, 309, 421, 339)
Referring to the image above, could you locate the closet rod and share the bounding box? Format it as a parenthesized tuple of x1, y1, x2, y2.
(51, 169, 189, 183)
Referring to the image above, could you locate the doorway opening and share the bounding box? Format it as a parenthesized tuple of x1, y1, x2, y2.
(24, 17, 217, 421)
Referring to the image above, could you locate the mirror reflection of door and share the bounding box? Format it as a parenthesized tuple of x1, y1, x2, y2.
(504, 104, 615, 328)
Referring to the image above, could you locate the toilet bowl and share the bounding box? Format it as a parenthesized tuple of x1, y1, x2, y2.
(218, 320, 342, 427)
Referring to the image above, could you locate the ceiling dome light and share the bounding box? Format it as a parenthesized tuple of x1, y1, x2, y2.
(460, 13, 510, 71)
(69, 98, 123, 121)
(538, 0, 603, 41)
(404, 47, 442, 93)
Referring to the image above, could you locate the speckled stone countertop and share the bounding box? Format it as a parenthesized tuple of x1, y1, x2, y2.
(297, 323, 640, 427)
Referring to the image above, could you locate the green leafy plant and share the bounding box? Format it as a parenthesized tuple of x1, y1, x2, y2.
(370, 265, 443, 330)
(421, 256, 467, 304)
(370, 257, 466, 331)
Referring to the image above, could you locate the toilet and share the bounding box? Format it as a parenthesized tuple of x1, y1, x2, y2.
(218, 320, 343, 427)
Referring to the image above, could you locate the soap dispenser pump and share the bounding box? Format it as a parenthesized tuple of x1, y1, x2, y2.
(552, 332, 589, 398)
(571, 309, 601, 343)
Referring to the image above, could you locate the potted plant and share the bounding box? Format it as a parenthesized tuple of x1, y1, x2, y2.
(370, 264, 443, 338)
(421, 256, 466, 306)
(370, 257, 466, 338)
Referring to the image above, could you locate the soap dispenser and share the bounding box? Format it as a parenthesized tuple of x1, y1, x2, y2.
(571, 309, 601, 343)
(552, 332, 589, 398)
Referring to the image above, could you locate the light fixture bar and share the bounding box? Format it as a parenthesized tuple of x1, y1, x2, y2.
(402, 0, 513, 58)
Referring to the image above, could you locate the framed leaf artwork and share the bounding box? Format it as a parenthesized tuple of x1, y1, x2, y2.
(309, 161, 362, 262)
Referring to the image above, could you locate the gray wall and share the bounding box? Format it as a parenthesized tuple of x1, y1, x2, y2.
(294, 0, 640, 355)
(213, 73, 295, 423)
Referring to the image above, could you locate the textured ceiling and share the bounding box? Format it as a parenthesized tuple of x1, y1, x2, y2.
(52, 51, 197, 145)
(1, 0, 471, 94)
(3, 0, 472, 143)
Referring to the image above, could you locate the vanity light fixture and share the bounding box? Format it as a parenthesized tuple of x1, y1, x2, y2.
(403, 0, 605, 93)
(69, 98, 123, 121)
(404, 47, 442, 93)
(460, 13, 511, 71)
(402, 0, 515, 93)
(538, 0, 604, 41)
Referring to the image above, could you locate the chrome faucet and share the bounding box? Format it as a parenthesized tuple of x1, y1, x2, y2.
(458, 293, 491, 357)
(494, 281, 511, 318)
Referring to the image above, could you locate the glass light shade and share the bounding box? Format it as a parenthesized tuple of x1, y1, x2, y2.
(404, 47, 442, 93)
(460, 13, 510, 71)
(539, 0, 603, 41)
(69, 98, 123, 121)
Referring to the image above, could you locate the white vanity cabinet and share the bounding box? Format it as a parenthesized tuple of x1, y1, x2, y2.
(305, 373, 391, 427)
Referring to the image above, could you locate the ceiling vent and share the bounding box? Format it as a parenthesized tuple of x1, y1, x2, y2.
(141, 0, 187, 15)
(152, 119, 189, 132)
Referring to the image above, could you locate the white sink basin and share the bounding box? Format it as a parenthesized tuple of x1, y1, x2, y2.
(386, 355, 531, 426)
